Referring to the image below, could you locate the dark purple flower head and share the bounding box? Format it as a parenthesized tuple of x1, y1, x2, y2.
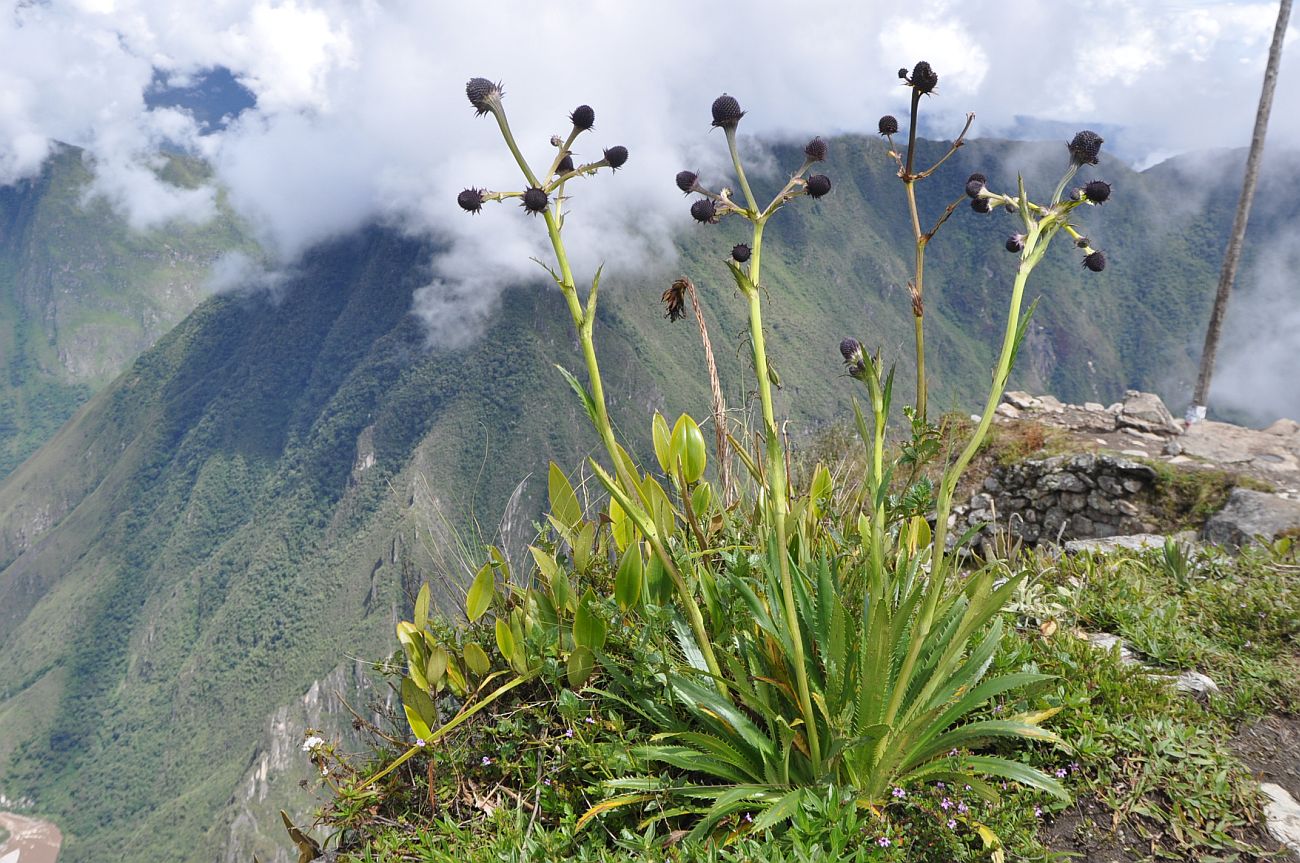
(690, 198, 718, 224)
(806, 174, 832, 199)
(465, 78, 503, 116)
(1083, 180, 1112, 203)
(965, 173, 987, 199)
(840, 337, 862, 362)
(675, 170, 700, 194)
(603, 146, 629, 170)
(570, 104, 595, 131)
(897, 67, 909, 79)
(521, 187, 548, 215)
(457, 188, 485, 214)
(711, 94, 745, 129)
(731, 243, 751, 263)
(1005, 234, 1024, 253)
(804, 137, 828, 162)
(557, 155, 575, 175)
(878, 115, 899, 136)
(910, 61, 939, 94)
(971, 197, 992, 214)
(1068, 131, 1104, 166)
(1083, 250, 1107, 272)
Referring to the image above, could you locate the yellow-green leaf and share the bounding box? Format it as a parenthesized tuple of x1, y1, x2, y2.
(670, 414, 707, 484)
(401, 676, 437, 741)
(573, 521, 597, 574)
(567, 645, 595, 689)
(426, 646, 448, 690)
(465, 562, 495, 622)
(651, 412, 671, 474)
(413, 583, 430, 631)
(548, 462, 582, 529)
(462, 642, 490, 677)
(645, 549, 671, 604)
(494, 619, 516, 661)
(608, 497, 634, 552)
(614, 544, 644, 611)
(691, 481, 712, 518)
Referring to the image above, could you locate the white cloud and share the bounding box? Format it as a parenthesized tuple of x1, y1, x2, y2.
(0, 0, 1296, 341)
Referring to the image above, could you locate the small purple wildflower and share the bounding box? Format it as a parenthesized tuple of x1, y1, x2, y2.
(565, 728, 574, 738)
(1055, 768, 1068, 779)
(543, 778, 552, 786)
(877, 837, 891, 848)
(941, 798, 953, 810)
(744, 813, 753, 823)
(481, 756, 492, 766)
(949, 749, 958, 757)
(947, 819, 957, 830)
(1034, 806, 1043, 818)
(892, 787, 906, 799)
(936, 782, 946, 790)
(1070, 762, 1081, 773)
(958, 802, 969, 814)
(584, 717, 596, 724)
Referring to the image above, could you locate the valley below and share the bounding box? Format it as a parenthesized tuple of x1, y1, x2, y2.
(0, 811, 61, 863)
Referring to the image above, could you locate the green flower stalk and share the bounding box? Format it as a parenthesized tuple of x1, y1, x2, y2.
(681, 96, 834, 762)
(879, 61, 975, 420)
(457, 77, 723, 688)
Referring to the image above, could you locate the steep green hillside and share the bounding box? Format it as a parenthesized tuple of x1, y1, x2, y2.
(0, 146, 253, 477)
(0, 137, 1295, 862)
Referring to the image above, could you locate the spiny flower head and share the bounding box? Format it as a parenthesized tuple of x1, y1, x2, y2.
(1005, 234, 1025, 253)
(690, 198, 718, 223)
(663, 279, 688, 322)
(806, 174, 832, 199)
(711, 94, 745, 129)
(570, 104, 595, 131)
(457, 188, 485, 214)
(603, 146, 629, 170)
(465, 78, 503, 116)
(965, 172, 987, 199)
(970, 197, 992, 213)
(1083, 250, 1107, 272)
(878, 115, 899, 136)
(909, 61, 939, 94)
(804, 137, 828, 162)
(731, 243, 751, 263)
(675, 170, 700, 194)
(840, 337, 863, 363)
(556, 155, 574, 175)
(1083, 179, 1112, 203)
(521, 186, 548, 215)
(1068, 130, 1104, 166)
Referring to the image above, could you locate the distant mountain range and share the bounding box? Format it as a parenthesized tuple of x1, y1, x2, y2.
(1, 134, 1297, 862)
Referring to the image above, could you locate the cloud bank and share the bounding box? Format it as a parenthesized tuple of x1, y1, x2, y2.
(1, 0, 1297, 358)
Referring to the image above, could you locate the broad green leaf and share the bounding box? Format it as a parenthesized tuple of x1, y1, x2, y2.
(465, 562, 494, 622)
(652, 413, 671, 474)
(573, 589, 607, 650)
(548, 462, 582, 529)
(462, 642, 490, 677)
(810, 463, 832, 518)
(567, 645, 595, 689)
(494, 619, 516, 661)
(413, 583, 430, 631)
(670, 414, 707, 484)
(608, 497, 634, 552)
(529, 545, 559, 583)
(401, 676, 437, 741)
(426, 646, 449, 690)
(573, 521, 597, 574)
(614, 544, 644, 611)
(645, 550, 671, 605)
(691, 481, 712, 518)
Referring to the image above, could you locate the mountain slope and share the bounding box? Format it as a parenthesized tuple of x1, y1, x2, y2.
(0, 146, 252, 477)
(0, 136, 1296, 862)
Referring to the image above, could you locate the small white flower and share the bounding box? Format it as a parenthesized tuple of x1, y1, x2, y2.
(415, 738, 427, 748)
(302, 735, 325, 753)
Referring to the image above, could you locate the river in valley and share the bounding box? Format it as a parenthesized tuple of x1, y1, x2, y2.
(0, 812, 60, 863)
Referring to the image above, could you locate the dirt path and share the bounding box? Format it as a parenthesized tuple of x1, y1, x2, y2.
(0, 812, 61, 863)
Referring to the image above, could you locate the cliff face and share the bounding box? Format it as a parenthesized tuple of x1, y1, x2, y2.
(0, 145, 253, 477)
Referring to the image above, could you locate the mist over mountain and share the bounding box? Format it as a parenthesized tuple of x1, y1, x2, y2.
(1, 133, 1299, 861)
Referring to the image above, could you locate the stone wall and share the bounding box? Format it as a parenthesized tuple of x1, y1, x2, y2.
(953, 454, 1158, 545)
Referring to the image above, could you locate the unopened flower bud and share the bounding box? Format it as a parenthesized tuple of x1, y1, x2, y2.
(971, 197, 992, 213)
(570, 104, 595, 131)
(965, 172, 987, 199)
(878, 115, 899, 136)
(711, 94, 745, 129)
(1083, 180, 1111, 203)
(603, 146, 629, 170)
(804, 137, 827, 162)
(557, 155, 574, 174)
(731, 243, 751, 263)
(457, 188, 485, 214)
(897, 68, 909, 79)
(1005, 234, 1025, 253)
(690, 198, 718, 224)
(806, 174, 832, 199)
(521, 187, 548, 215)
(1068, 130, 1104, 166)
(1083, 250, 1106, 272)
(910, 61, 939, 94)
(1075, 236, 1090, 249)
(840, 337, 862, 362)
(465, 78, 503, 116)
(675, 170, 700, 194)
(550, 135, 563, 148)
